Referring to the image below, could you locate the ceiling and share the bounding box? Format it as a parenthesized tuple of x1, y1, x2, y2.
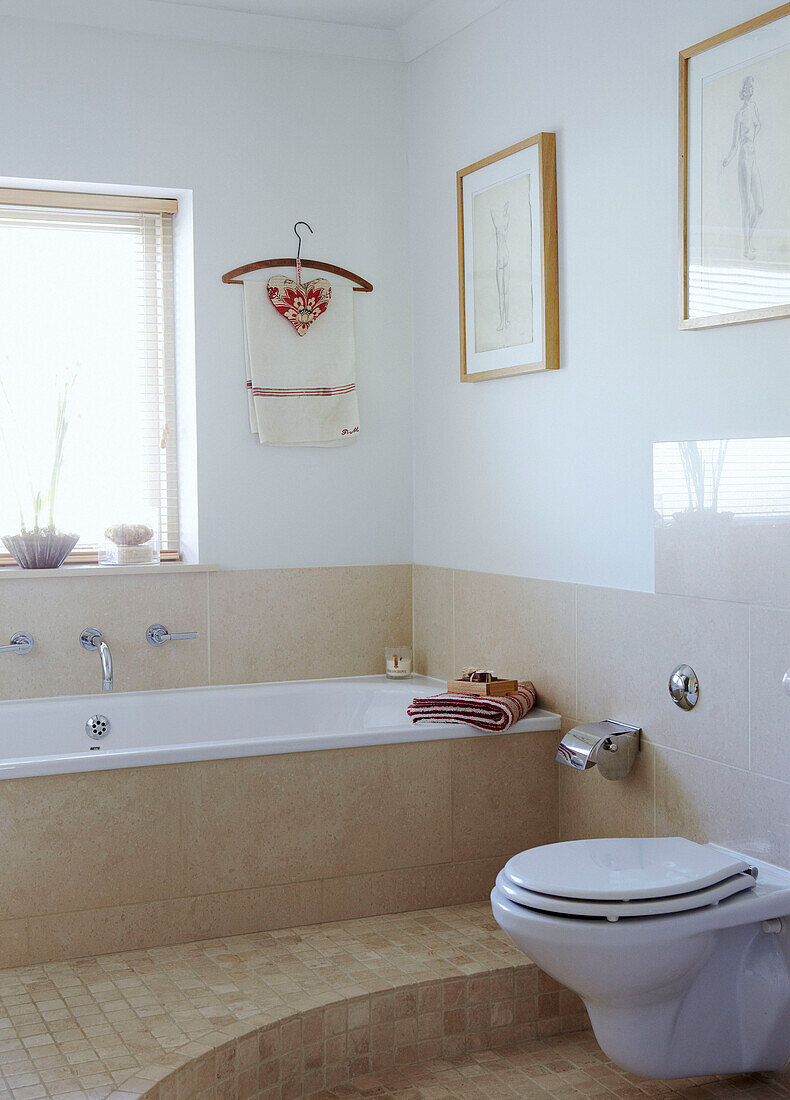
(150, 0, 435, 29)
(2, 0, 506, 63)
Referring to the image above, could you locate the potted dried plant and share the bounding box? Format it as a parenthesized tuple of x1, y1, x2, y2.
(1, 377, 80, 568)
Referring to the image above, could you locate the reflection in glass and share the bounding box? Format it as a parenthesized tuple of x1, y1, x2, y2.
(654, 436, 790, 607)
(654, 436, 790, 526)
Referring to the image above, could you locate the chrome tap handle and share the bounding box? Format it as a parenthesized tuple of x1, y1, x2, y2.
(146, 624, 199, 646)
(0, 632, 34, 655)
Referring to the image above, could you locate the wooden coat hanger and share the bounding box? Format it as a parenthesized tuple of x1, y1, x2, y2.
(221, 221, 373, 292)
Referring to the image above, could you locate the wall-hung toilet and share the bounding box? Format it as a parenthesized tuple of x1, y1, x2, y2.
(491, 836, 790, 1079)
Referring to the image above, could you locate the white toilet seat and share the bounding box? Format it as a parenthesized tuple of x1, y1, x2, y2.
(500, 837, 756, 921)
(495, 868, 756, 920)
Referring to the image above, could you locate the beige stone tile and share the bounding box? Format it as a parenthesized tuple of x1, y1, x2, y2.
(0, 918, 30, 968)
(0, 902, 534, 1100)
(208, 566, 412, 685)
(321, 858, 505, 922)
(0, 572, 209, 699)
(452, 571, 575, 715)
(195, 881, 323, 938)
(749, 605, 790, 783)
(655, 513, 790, 609)
(180, 742, 452, 895)
(26, 883, 324, 964)
(577, 586, 749, 768)
(559, 732, 654, 842)
(451, 729, 558, 862)
(412, 566, 453, 680)
(654, 746, 790, 866)
(26, 896, 202, 963)
(0, 765, 185, 920)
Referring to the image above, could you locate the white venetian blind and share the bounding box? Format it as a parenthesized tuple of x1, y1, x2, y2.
(654, 438, 790, 524)
(0, 190, 180, 558)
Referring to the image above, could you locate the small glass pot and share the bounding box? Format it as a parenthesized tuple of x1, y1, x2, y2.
(385, 646, 413, 679)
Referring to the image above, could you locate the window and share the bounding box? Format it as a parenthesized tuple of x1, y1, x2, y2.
(0, 188, 180, 564)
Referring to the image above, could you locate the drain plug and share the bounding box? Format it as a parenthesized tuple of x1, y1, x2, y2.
(85, 715, 110, 740)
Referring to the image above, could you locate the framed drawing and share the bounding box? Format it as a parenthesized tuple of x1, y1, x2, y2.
(680, 3, 790, 329)
(457, 132, 558, 382)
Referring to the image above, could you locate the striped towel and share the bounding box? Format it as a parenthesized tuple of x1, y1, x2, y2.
(407, 682, 537, 732)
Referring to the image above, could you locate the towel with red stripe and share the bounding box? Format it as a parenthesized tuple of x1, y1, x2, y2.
(407, 682, 537, 732)
(241, 280, 359, 447)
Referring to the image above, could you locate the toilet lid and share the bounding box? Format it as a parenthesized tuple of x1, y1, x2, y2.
(503, 838, 752, 902)
(495, 868, 756, 920)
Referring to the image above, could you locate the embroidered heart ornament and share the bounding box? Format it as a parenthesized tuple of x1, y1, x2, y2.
(267, 275, 332, 336)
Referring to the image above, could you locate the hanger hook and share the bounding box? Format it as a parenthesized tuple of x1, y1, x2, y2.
(294, 221, 313, 261)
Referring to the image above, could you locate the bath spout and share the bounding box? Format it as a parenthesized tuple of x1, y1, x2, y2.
(80, 629, 113, 692)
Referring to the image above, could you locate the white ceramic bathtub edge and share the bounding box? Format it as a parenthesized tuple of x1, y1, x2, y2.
(0, 674, 562, 780)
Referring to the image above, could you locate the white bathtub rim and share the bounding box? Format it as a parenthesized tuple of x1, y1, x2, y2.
(0, 675, 561, 780)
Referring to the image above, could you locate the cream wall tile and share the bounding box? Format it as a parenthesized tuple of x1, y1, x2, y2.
(451, 730, 558, 862)
(0, 765, 185, 920)
(25, 881, 324, 964)
(321, 857, 505, 923)
(195, 881, 323, 939)
(26, 896, 203, 963)
(453, 571, 576, 715)
(0, 572, 208, 699)
(412, 565, 454, 679)
(208, 565, 412, 685)
(655, 519, 790, 610)
(748, 605, 790, 783)
(655, 746, 790, 867)
(180, 742, 452, 896)
(559, 734, 655, 842)
(577, 586, 749, 768)
(0, 918, 30, 968)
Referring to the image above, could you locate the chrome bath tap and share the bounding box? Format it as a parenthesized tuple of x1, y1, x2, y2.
(80, 628, 113, 691)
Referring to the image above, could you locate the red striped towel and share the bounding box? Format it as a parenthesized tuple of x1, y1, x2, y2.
(407, 682, 537, 732)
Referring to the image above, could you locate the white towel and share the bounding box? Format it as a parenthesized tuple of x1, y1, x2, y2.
(242, 280, 360, 447)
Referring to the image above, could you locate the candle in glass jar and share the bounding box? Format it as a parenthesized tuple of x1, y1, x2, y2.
(385, 646, 413, 679)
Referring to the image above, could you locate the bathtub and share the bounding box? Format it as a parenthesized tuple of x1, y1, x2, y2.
(0, 674, 561, 779)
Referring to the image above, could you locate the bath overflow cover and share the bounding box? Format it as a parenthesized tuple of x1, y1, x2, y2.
(85, 715, 110, 739)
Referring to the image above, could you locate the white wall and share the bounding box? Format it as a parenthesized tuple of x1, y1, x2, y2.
(408, 0, 790, 592)
(0, 15, 413, 569)
(5, 1, 788, 586)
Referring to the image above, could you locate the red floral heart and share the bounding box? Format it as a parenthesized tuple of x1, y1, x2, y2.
(267, 275, 332, 336)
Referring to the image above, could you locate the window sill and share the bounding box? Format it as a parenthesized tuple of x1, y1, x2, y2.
(0, 562, 218, 579)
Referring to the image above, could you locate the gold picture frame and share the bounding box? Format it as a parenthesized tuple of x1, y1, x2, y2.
(679, 3, 790, 329)
(457, 132, 559, 382)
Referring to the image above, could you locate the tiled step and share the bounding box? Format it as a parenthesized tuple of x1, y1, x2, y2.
(0, 904, 586, 1100)
(309, 1033, 790, 1100)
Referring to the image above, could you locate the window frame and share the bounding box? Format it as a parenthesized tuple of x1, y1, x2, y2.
(0, 187, 181, 567)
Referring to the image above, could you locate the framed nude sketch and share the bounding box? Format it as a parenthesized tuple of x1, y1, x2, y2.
(457, 132, 558, 382)
(680, 3, 790, 329)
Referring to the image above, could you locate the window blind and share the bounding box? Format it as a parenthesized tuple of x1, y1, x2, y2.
(0, 195, 180, 558)
(654, 438, 790, 524)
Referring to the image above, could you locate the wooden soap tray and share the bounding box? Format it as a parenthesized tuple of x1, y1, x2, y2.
(447, 678, 519, 697)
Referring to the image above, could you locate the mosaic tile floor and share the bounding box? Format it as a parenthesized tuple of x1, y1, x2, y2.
(0, 905, 527, 1100)
(0, 904, 785, 1100)
(316, 1033, 790, 1100)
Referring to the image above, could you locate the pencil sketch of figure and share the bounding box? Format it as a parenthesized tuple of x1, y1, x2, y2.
(490, 201, 510, 330)
(472, 172, 532, 352)
(722, 74, 764, 259)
